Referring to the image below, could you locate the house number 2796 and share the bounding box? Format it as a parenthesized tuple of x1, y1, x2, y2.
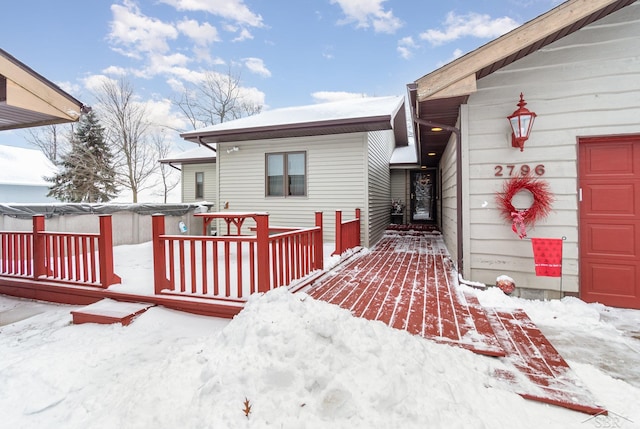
(494, 164, 545, 176)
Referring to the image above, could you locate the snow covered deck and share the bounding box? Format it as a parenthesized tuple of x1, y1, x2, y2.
(306, 226, 606, 415)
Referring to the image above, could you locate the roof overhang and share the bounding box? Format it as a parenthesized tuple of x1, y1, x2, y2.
(0, 48, 87, 131)
(181, 115, 398, 144)
(409, 0, 636, 168)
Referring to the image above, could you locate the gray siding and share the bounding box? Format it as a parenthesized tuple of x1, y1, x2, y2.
(182, 163, 217, 203)
(217, 135, 368, 246)
(390, 169, 409, 224)
(367, 130, 395, 246)
(440, 131, 459, 269)
(464, 2, 640, 292)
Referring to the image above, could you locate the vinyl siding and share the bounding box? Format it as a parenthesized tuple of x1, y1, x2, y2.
(440, 131, 459, 268)
(464, 2, 640, 292)
(182, 163, 217, 203)
(217, 135, 368, 246)
(390, 170, 409, 224)
(367, 130, 395, 246)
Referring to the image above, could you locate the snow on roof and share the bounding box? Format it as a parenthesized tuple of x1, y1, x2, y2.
(160, 145, 217, 164)
(183, 95, 404, 135)
(0, 145, 56, 186)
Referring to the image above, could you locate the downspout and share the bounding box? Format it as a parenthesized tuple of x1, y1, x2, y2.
(197, 136, 217, 153)
(411, 117, 464, 274)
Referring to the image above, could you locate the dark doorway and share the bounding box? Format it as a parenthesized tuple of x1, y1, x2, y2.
(410, 170, 436, 223)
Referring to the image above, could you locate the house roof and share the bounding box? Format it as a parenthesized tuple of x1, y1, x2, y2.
(181, 96, 408, 146)
(0, 145, 55, 186)
(159, 145, 217, 166)
(409, 0, 637, 168)
(0, 48, 87, 131)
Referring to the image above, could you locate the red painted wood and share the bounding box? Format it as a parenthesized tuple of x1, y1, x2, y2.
(308, 230, 504, 356)
(332, 209, 361, 256)
(487, 308, 607, 415)
(579, 135, 640, 309)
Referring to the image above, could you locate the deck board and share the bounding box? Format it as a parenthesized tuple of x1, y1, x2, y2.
(305, 226, 606, 415)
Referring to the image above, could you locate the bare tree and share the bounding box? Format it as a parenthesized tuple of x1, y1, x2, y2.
(151, 130, 180, 203)
(173, 67, 263, 130)
(24, 124, 72, 163)
(94, 78, 157, 203)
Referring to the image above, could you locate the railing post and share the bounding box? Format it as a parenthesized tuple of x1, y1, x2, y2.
(152, 214, 170, 294)
(256, 213, 270, 293)
(355, 208, 361, 247)
(32, 215, 46, 279)
(332, 210, 342, 256)
(314, 212, 324, 270)
(98, 215, 122, 287)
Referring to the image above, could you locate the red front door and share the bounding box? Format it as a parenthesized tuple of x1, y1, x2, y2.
(579, 135, 640, 309)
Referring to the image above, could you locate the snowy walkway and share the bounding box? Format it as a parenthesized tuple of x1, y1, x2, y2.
(306, 226, 606, 415)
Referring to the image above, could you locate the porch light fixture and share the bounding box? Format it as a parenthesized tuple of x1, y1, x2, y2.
(430, 127, 443, 132)
(508, 93, 537, 152)
(226, 146, 239, 154)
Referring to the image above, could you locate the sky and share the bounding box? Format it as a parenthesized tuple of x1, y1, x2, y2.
(0, 0, 562, 152)
(1, 239, 639, 427)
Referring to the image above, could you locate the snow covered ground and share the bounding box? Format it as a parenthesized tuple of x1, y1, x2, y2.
(1, 242, 639, 428)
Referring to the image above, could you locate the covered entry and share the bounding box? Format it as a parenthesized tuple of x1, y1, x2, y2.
(579, 135, 640, 309)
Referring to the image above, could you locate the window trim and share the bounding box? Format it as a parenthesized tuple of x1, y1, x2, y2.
(195, 171, 204, 199)
(265, 151, 307, 197)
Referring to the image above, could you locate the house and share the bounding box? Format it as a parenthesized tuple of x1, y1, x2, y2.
(0, 145, 57, 203)
(180, 96, 412, 247)
(160, 145, 217, 204)
(409, 0, 640, 308)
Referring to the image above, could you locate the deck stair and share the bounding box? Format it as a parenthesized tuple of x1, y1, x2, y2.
(71, 299, 154, 326)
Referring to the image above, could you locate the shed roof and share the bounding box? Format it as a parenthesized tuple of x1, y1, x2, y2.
(159, 145, 217, 166)
(0, 48, 87, 131)
(409, 0, 637, 167)
(0, 145, 55, 186)
(181, 96, 408, 146)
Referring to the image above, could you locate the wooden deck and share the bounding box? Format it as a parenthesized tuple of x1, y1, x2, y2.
(306, 226, 606, 415)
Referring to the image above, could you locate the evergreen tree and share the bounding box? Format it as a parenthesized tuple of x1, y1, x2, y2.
(47, 111, 118, 202)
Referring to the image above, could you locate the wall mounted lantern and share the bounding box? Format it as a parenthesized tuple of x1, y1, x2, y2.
(508, 93, 537, 152)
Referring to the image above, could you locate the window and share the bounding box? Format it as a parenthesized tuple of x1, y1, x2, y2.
(195, 172, 204, 199)
(266, 152, 306, 197)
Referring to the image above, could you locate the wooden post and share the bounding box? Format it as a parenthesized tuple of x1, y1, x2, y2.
(32, 215, 46, 279)
(355, 208, 361, 247)
(314, 212, 324, 270)
(152, 215, 170, 294)
(98, 215, 122, 287)
(255, 213, 270, 293)
(333, 210, 342, 256)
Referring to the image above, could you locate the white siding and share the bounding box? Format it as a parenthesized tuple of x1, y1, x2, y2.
(181, 163, 217, 203)
(440, 131, 459, 269)
(217, 135, 368, 246)
(464, 3, 640, 292)
(367, 130, 395, 245)
(390, 169, 409, 224)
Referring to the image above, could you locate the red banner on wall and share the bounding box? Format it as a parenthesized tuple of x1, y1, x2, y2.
(531, 238, 563, 277)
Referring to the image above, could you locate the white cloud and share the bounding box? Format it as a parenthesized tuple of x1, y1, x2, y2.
(397, 36, 418, 60)
(232, 27, 254, 42)
(243, 58, 271, 77)
(177, 19, 220, 45)
(82, 74, 117, 93)
(311, 91, 368, 103)
(330, 0, 402, 34)
(420, 12, 519, 46)
(159, 0, 263, 28)
(102, 65, 128, 76)
(108, 0, 178, 58)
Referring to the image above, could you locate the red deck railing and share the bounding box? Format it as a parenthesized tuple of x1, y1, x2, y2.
(333, 208, 361, 256)
(152, 212, 324, 301)
(0, 215, 121, 288)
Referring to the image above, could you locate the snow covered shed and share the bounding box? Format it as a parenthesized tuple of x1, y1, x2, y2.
(180, 96, 412, 247)
(0, 145, 56, 203)
(409, 0, 640, 308)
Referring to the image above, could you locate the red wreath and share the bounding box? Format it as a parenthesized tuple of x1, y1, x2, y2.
(496, 175, 554, 238)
